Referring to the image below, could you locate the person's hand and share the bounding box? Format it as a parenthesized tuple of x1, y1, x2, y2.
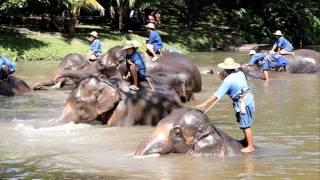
(123, 72, 131, 80)
(195, 102, 207, 110)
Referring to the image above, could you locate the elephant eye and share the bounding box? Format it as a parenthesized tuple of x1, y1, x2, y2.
(118, 55, 125, 63)
(172, 127, 183, 139)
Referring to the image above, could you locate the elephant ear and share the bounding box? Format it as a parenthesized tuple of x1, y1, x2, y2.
(96, 83, 122, 115)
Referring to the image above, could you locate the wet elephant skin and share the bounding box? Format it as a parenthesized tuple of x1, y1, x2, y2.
(135, 108, 246, 157)
(0, 76, 31, 96)
(59, 76, 182, 127)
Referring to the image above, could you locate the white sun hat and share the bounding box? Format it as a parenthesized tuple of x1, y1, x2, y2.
(146, 23, 156, 30)
(122, 40, 140, 50)
(218, 57, 241, 69)
(89, 31, 99, 38)
(273, 30, 283, 36)
(248, 50, 256, 55)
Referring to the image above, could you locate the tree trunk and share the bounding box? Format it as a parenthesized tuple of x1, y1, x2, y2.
(68, 13, 76, 33)
(118, 8, 123, 31)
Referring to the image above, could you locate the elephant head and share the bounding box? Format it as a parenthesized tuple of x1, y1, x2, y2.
(149, 72, 193, 102)
(134, 108, 244, 157)
(60, 77, 121, 124)
(98, 46, 126, 70)
(60, 53, 89, 71)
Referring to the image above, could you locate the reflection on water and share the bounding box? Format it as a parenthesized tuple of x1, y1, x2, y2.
(0, 54, 319, 179)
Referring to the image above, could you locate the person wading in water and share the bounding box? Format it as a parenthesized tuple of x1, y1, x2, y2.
(196, 57, 256, 153)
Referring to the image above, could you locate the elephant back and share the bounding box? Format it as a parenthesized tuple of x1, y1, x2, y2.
(0, 76, 31, 96)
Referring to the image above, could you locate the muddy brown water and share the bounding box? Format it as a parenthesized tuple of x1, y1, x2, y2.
(0, 52, 319, 179)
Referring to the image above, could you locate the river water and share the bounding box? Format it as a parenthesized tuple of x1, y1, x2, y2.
(0, 52, 319, 179)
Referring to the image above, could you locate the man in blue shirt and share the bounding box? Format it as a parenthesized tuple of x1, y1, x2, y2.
(0, 55, 16, 80)
(196, 58, 255, 153)
(122, 41, 146, 91)
(146, 23, 163, 61)
(268, 51, 289, 71)
(247, 50, 289, 81)
(271, 30, 294, 57)
(88, 31, 102, 61)
(247, 50, 270, 81)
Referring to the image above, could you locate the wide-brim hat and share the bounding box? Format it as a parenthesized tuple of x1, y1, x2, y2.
(146, 23, 156, 30)
(218, 57, 240, 69)
(273, 30, 282, 36)
(89, 31, 98, 38)
(122, 40, 140, 50)
(248, 50, 256, 55)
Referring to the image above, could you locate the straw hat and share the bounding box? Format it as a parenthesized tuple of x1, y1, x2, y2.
(273, 30, 282, 36)
(218, 57, 240, 69)
(146, 23, 156, 30)
(89, 31, 98, 38)
(248, 50, 256, 55)
(122, 40, 140, 50)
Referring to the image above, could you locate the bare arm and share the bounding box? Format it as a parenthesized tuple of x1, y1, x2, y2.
(271, 44, 277, 51)
(263, 70, 270, 81)
(195, 96, 218, 110)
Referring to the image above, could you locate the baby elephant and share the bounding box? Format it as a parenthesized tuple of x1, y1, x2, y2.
(135, 108, 248, 157)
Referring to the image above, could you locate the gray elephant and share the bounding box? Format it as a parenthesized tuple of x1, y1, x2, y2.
(99, 46, 202, 92)
(135, 108, 248, 157)
(285, 49, 320, 73)
(59, 76, 182, 126)
(33, 53, 100, 90)
(0, 76, 31, 96)
(239, 49, 320, 80)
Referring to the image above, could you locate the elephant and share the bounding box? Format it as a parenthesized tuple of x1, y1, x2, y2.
(0, 76, 31, 96)
(53, 46, 199, 102)
(135, 108, 247, 157)
(98, 46, 202, 93)
(284, 49, 320, 73)
(235, 49, 319, 80)
(147, 71, 194, 102)
(32, 53, 100, 90)
(55, 70, 194, 103)
(58, 76, 182, 126)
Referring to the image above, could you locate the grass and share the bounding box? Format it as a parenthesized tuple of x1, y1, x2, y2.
(0, 24, 188, 61)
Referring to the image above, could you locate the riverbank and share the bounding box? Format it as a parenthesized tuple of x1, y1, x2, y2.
(0, 24, 190, 61)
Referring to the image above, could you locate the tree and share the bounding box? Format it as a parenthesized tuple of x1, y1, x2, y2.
(110, 0, 136, 31)
(63, 0, 105, 33)
(110, 0, 156, 31)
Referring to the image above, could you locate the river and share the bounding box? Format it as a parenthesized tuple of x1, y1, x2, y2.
(0, 52, 319, 179)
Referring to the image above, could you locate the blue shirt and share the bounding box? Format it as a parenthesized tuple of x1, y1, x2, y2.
(274, 37, 293, 51)
(249, 53, 265, 65)
(269, 52, 288, 68)
(126, 51, 146, 72)
(148, 31, 163, 50)
(90, 39, 102, 56)
(0, 56, 16, 73)
(214, 71, 254, 106)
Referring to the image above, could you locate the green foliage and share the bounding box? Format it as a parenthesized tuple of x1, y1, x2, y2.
(64, 0, 105, 15)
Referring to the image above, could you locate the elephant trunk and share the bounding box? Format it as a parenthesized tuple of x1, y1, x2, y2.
(135, 132, 173, 156)
(58, 102, 78, 123)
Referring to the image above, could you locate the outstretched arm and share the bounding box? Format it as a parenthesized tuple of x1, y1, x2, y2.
(263, 70, 269, 81)
(195, 96, 218, 110)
